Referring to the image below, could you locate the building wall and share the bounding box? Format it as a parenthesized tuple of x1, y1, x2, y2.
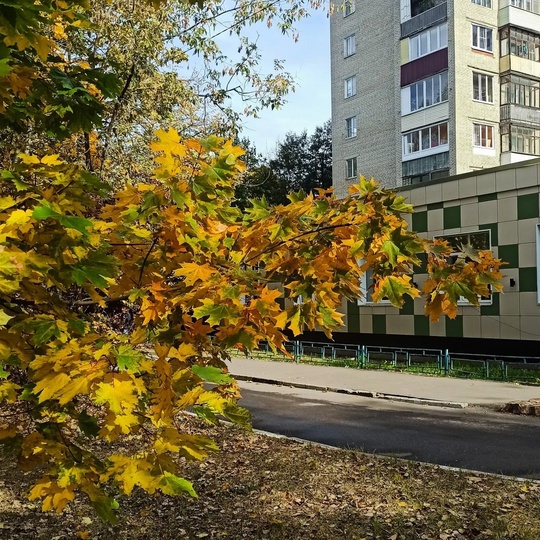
(453, 0, 501, 175)
(339, 161, 540, 342)
(330, 0, 400, 197)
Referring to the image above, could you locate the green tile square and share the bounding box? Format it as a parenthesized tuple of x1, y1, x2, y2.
(479, 223, 498, 247)
(427, 202, 444, 211)
(517, 194, 539, 220)
(481, 293, 500, 316)
(478, 192, 497, 202)
(443, 205, 461, 229)
(347, 301, 360, 332)
(414, 315, 430, 336)
(519, 267, 538, 292)
(446, 316, 463, 338)
(412, 210, 428, 233)
(497, 244, 519, 268)
(415, 253, 428, 273)
(400, 295, 415, 316)
(372, 314, 386, 335)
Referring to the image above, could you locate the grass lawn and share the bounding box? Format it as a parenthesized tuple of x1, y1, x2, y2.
(1, 416, 539, 539)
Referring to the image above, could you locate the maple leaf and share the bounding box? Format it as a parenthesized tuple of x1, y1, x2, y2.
(93, 374, 143, 415)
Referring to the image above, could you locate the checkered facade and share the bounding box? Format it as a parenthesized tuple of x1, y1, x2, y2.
(341, 160, 540, 341)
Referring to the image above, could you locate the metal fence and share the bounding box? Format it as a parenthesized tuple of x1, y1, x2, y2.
(247, 341, 540, 383)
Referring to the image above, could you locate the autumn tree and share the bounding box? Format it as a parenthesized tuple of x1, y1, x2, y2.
(0, 0, 504, 524)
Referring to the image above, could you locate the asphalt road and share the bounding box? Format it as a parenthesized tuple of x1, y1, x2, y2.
(238, 381, 540, 479)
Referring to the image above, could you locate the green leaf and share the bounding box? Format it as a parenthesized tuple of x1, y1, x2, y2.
(222, 404, 252, 429)
(0, 365, 9, 379)
(0, 58, 12, 77)
(382, 240, 400, 266)
(191, 365, 234, 384)
(23, 318, 60, 345)
(192, 406, 218, 424)
(68, 317, 86, 335)
(78, 410, 100, 438)
(160, 472, 198, 498)
(0, 309, 12, 326)
(90, 496, 119, 524)
(192, 301, 238, 325)
(114, 345, 144, 372)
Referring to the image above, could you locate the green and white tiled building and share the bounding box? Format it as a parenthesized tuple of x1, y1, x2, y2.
(335, 159, 540, 351)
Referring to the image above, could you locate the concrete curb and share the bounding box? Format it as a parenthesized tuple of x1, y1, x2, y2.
(233, 374, 469, 409)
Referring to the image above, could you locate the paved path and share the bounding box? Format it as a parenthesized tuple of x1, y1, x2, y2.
(239, 381, 540, 478)
(229, 357, 540, 408)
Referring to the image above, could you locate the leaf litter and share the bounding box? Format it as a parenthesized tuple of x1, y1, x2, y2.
(0, 415, 539, 540)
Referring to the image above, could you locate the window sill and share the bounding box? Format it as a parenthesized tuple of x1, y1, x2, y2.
(471, 47, 494, 56)
(402, 143, 449, 161)
(472, 99, 495, 105)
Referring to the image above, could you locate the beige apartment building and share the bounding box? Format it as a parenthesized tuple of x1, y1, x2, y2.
(331, 0, 540, 195)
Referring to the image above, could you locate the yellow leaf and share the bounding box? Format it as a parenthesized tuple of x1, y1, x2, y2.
(94, 374, 142, 414)
(173, 262, 216, 286)
(34, 372, 71, 403)
(18, 153, 40, 164)
(5, 209, 32, 227)
(0, 424, 16, 440)
(41, 154, 62, 165)
(0, 309, 12, 326)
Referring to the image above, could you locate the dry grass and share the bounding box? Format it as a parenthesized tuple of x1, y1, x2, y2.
(1, 418, 539, 540)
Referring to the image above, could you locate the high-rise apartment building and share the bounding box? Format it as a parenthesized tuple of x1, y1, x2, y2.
(331, 0, 540, 195)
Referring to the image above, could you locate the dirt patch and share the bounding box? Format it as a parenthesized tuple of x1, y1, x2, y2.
(1, 418, 539, 540)
(503, 398, 540, 416)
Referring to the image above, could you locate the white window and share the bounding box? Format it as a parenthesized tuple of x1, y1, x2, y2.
(409, 23, 448, 61)
(345, 116, 357, 138)
(346, 157, 357, 179)
(344, 35, 356, 57)
(343, 0, 355, 16)
(358, 267, 391, 305)
(473, 123, 494, 148)
(473, 72, 494, 102)
(402, 72, 449, 114)
(471, 0, 492, 7)
(472, 24, 493, 52)
(436, 231, 492, 305)
(344, 75, 357, 98)
(403, 122, 449, 157)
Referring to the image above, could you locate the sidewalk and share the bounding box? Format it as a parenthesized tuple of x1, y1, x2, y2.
(228, 357, 540, 409)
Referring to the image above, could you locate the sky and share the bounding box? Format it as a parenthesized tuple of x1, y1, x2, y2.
(223, 8, 332, 157)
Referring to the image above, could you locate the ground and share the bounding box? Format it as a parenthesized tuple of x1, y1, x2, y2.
(1, 417, 539, 540)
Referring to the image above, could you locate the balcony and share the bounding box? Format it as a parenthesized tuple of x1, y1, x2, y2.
(499, 0, 540, 34)
(500, 103, 540, 125)
(401, 2, 447, 39)
(500, 54, 540, 79)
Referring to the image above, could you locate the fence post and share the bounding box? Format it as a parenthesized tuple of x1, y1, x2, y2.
(360, 345, 366, 369)
(444, 349, 450, 376)
(294, 341, 300, 364)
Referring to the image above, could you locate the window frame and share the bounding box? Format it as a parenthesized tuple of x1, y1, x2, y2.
(357, 265, 392, 306)
(344, 75, 357, 98)
(409, 22, 448, 61)
(536, 224, 540, 305)
(343, 0, 355, 17)
(402, 122, 449, 159)
(473, 72, 494, 103)
(435, 230, 493, 306)
(471, 0, 492, 7)
(473, 123, 494, 148)
(343, 34, 356, 57)
(402, 71, 449, 114)
(346, 157, 357, 179)
(472, 24, 493, 53)
(345, 116, 357, 138)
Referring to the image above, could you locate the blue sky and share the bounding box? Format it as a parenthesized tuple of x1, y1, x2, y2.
(226, 9, 331, 156)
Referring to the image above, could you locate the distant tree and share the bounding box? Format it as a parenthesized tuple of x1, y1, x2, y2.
(235, 121, 332, 207)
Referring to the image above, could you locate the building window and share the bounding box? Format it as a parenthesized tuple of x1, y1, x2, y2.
(472, 24, 493, 52)
(500, 26, 540, 61)
(501, 124, 540, 155)
(473, 72, 493, 103)
(411, 0, 446, 17)
(473, 123, 494, 148)
(346, 157, 357, 179)
(344, 76, 357, 98)
(471, 0, 491, 7)
(511, 0, 537, 13)
(344, 35, 356, 57)
(436, 231, 492, 305)
(358, 266, 391, 305)
(403, 122, 449, 157)
(501, 74, 540, 108)
(345, 116, 357, 138)
(343, 0, 355, 16)
(402, 71, 449, 114)
(409, 22, 448, 60)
